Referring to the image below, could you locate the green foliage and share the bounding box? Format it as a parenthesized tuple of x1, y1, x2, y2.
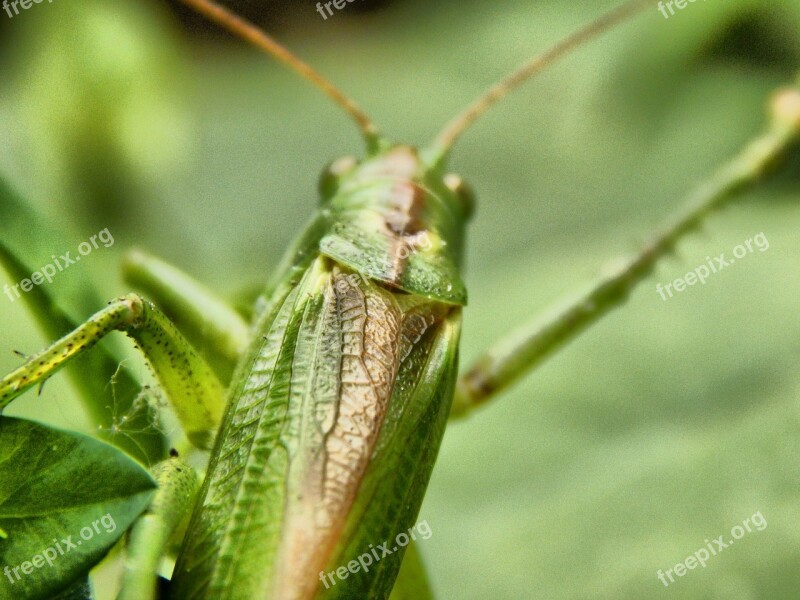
(0, 417, 156, 600)
(0, 178, 167, 464)
(0, 0, 799, 598)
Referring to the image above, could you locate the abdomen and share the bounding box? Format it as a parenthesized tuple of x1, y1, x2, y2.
(173, 254, 460, 600)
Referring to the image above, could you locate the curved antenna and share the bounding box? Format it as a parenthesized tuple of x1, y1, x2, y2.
(425, 0, 652, 166)
(179, 0, 381, 151)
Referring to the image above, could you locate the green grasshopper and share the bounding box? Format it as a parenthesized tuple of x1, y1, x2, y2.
(2, 0, 798, 598)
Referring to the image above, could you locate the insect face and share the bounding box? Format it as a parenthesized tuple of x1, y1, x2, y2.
(314, 144, 471, 304)
(319, 145, 474, 222)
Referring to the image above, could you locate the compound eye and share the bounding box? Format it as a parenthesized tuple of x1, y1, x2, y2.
(443, 173, 475, 219)
(319, 155, 357, 201)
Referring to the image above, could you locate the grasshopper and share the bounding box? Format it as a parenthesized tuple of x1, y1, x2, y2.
(2, 0, 798, 598)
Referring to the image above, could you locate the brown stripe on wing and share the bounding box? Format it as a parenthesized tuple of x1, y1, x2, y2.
(271, 267, 402, 600)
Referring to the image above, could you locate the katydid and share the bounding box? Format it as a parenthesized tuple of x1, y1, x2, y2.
(2, 0, 799, 599)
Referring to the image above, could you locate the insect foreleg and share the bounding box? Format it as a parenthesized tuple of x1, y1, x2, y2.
(450, 84, 800, 419)
(0, 294, 225, 448)
(123, 249, 250, 372)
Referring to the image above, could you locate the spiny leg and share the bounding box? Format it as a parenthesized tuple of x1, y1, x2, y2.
(450, 84, 800, 418)
(0, 294, 225, 449)
(122, 249, 250, 375)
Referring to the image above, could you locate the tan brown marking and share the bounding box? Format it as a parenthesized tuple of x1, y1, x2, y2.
(271, 267, 402, 600)
(384, 180, 428, 282)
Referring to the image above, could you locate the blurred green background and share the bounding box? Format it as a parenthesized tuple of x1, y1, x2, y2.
(1, 0, 800, 598)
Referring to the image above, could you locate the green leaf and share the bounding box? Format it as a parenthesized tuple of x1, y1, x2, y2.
(0, 175, 166, 463)
(0, 179, 98, 323)
(0, 417, 157, 600)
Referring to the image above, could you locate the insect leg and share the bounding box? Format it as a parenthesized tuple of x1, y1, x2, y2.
(123, 249, 250, 370)
(119, 454, 200, 600)
(450, 85, 800, 419)
(0, 294, 225, 448)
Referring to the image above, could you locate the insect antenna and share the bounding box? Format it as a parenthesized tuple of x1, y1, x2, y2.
(425, 0, 653, 167)
(178, 0, 381, 151)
